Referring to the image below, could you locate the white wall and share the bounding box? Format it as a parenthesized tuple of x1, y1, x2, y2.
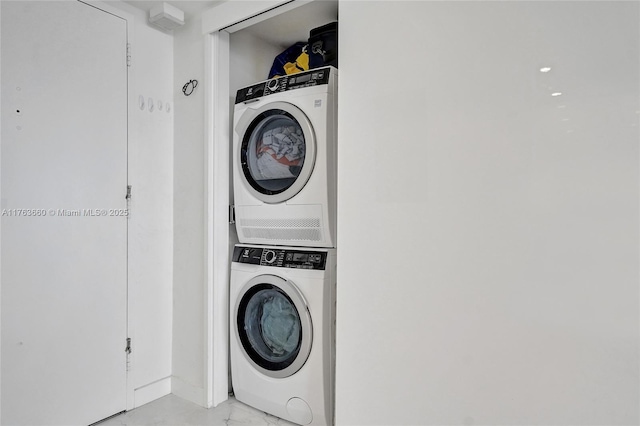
(172, 12, 207, 404)
(229, 30, 283, 98)
(335, 2, 639, 425)
(101, 1, 175, 408)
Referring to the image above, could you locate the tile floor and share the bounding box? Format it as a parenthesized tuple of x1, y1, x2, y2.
(98, 394, 297, 426)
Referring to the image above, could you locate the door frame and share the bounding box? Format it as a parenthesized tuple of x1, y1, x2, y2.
(78, 0, 136, 411)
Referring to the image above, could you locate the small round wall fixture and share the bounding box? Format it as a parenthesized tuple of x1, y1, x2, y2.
(182, 79, 198, 96)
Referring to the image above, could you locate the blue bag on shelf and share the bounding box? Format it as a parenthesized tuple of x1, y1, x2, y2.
(268, 42, 307, 78)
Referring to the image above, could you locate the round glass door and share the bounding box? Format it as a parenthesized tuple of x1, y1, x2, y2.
(235, 275, 312, 378)
(237, 101, 316, 204)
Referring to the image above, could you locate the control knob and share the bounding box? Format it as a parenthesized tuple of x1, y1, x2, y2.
(264, 250, 277, 264)
(267, 78, 279, 92)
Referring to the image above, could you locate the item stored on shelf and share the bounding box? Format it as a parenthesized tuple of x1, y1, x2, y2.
(308, 22, 338, 69)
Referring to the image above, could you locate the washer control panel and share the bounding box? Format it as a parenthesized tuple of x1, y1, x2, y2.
(235, 66, 333, 104)
(233, 246, 327, 270)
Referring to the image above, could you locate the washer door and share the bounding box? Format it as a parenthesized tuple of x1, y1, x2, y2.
(235, 274, 313, 378)
(236, 101, 316, 204)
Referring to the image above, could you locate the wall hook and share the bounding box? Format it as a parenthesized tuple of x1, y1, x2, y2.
(182, 79, 198, 96)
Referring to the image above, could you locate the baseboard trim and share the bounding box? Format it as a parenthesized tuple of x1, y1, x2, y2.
(171, 376, 205, 407)
(133, 376, 172, 408)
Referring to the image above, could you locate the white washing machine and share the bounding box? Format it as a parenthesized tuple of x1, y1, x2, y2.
(230, 244, 336, 426)
(233, 67, 337, 248)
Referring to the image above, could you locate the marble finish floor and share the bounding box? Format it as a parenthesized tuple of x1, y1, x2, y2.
(98, 394, 297, 426)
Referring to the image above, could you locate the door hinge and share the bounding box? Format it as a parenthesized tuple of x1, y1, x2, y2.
(125, 185, 132, 200)
(126, 43, 131, 67)
(125, 337, 131, 372)
(229, 205, 235, 225)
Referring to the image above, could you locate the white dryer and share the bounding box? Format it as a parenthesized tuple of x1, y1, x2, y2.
(233, 67, 337, 248)
(230, 244, 336, 426)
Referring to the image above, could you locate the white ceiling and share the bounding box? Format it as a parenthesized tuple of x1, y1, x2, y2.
(237, 0, 338, 47)
(122, 0, 338, 46)
(123, 0, 338, 38)
(122, 0, 223, 20)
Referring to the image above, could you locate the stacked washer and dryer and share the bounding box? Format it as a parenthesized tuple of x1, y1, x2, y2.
(230, 66, 338, 426)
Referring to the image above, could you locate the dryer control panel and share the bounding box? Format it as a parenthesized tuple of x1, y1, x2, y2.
(235, 66, 333, 104)
(233, 245, 327, 270)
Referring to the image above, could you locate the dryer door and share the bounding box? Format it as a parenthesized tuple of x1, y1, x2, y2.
(234, 274, 312, 378)
(236, 101, 316, 204)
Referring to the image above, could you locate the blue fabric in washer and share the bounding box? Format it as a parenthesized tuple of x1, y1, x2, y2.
(261, 292, 300, 356)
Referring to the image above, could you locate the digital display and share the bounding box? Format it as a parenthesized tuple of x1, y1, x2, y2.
(292, 253, 309, 262)
(291, 74, 311, 85)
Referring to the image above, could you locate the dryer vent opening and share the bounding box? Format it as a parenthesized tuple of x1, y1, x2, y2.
(239, 218, 322, 242)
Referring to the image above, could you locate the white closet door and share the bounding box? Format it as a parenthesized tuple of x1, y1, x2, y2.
(1, 1, 128, 424)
